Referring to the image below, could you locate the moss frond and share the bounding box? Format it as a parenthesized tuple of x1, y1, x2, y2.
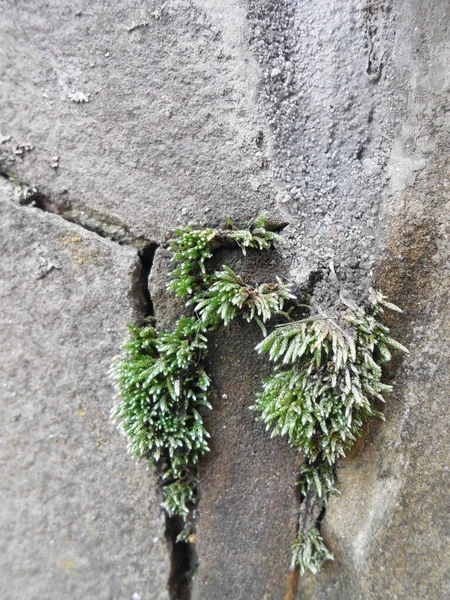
(111, 216, 286, 518)
(161, 480, 195, 518)
(291, 527, 334, 574)
(193, 265, 294, 330)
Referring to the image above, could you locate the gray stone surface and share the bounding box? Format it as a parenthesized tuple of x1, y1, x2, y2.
(1, 0, 449, 598)
(247, 0, 396, 306)
(0, 187, 170, 600)
(294, 1, 450, 598)
(0, 0, 282, 242)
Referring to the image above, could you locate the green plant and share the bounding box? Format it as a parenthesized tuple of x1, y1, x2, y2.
(162, 480, 195, 518)
(110, 217, 407, 575)
(110, 217, 288, 518)
(252, 292, 408, 571)
(291, 527, 334, 575)
(167, 215, 282, 299)
(109, 317, 211, 488)
(193, 265, 293, 334)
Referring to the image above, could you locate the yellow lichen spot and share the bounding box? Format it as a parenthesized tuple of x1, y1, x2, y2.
(73, 253, 84, 265)
(76, 408, 86, 417)
(95, 433, 103, 450)
(58, 233, 81, 247)
(57, 232, 98, 265)
(59, 558, 74, 572)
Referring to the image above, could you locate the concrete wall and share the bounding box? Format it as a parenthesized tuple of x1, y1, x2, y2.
(1, 1, 448, 599)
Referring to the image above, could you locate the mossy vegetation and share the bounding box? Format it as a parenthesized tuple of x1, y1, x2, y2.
(110, 216, 407, 575)
(110, 217, 287, 524)
(252, 291, 407, 572)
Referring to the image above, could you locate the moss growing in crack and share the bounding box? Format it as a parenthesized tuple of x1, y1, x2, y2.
(110, 216, 288, 519)
(161, 481, 196, 518)
(111, 217, 407, 575)
(167, 225, 215, 298)
(109, 318, 211, 485)
(193, 265, 293, 334)
(291, 527, 334, 575)
(167, 216, 283, 299)
(253, 305, 400, 465)
(297, 462, 337, 500)
(252, 290, 408, 571)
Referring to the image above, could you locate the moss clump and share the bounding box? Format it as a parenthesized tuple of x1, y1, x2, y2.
(252, 290, 407, 570)
(111, 217, 289, 517)
(110, 217, 407, 574)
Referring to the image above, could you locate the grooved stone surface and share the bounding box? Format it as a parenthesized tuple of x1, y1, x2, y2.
(0, 189, 169, 600)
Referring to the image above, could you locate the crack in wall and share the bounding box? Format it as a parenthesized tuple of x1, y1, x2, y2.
(0, 171, 150, 249)
(136, 243, 197, 600)
(0, 171, 197, 600)
(165, 514, 198, 600)
(3, 170, 366, 597)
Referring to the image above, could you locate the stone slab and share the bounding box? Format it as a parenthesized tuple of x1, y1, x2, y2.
(0, 0, 280, 243)
(0, 188, 170, 600)
(191, 320, 300, 600)
(296, 0, 450, 597)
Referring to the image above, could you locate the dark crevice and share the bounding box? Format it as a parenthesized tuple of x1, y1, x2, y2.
(283, 271, 324, 600)
(129, 242, 159, 327)
(138, 244, 158, 318)
(154, 459, 198, 599)
(134, 245, 197, 599)
(355, 146, 365, 161)
(285, 482, 326, 599)
(132, 240, 198, 599)
(0, 171, 152, 249)
(165, 514, 198, 600)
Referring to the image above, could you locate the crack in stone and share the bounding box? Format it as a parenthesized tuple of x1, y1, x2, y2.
(133, 242, 197, 600)
(165, 514, 198, 600)
(0, 171, 151, 249)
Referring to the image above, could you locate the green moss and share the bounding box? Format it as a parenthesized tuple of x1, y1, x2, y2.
(110, 217, 286, 517)
(110, 217, 407, 573)
(291, 527, 334, 575)
(252, 293, 407, 466)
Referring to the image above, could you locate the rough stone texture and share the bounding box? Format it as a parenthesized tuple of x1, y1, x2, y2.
(0, 1, 296, 597)
(1, 0, 449, 598)
(247, 0, 398, 306)
(0, 0, 282, 242)
(292, 1, 450, 598)
(0, 186, 170, 600)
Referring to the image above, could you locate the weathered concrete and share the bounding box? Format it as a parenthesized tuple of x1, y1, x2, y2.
(292, 1, 450, 598)
(0, 0, 282, 242)
(0, 186, 170, 600)
(247, 0, 397, 306)
(1, 0, 449, 598)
